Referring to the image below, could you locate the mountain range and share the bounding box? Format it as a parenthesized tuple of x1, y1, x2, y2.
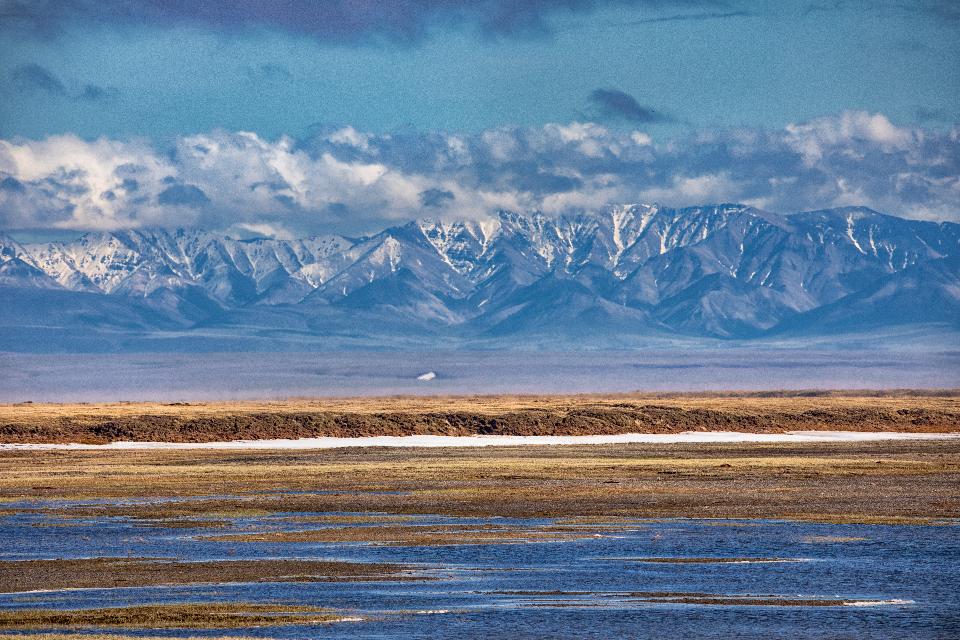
(1, 204, 958, 351)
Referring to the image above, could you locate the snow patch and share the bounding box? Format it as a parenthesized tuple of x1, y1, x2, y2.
(3, 431, 956, 451)
(844, 599, 914, 607)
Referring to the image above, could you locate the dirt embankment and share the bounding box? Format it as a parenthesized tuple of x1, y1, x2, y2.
(1, 393, 958, 443)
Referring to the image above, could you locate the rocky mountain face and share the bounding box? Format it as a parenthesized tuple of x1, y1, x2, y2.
(1, 204, 958, 350)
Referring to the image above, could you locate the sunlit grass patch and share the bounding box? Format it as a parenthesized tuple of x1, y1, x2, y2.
(0, 603, 344, 629)
(0, 557, 420, 593)
(205, 522, 607, 546)
(801, 535, 869, 543)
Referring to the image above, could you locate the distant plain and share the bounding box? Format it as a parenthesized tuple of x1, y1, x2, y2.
(2, 347, 958, 402)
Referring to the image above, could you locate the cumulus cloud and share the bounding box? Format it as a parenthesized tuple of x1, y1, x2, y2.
(0, 111, 957, 233)
(784, 111, 914, 164)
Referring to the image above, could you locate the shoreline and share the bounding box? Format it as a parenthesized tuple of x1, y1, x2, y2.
(3, 430, 959, 450)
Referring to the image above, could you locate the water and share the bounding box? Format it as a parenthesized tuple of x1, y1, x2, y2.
(2, 348, 958, 402)
(2, 498, 958, 638)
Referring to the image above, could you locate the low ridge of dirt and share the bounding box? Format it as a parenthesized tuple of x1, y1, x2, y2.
(1, 393, 958, 443)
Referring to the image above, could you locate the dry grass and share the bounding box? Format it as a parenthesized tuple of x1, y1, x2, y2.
(800, 535, 869, 543)
(1, 440, 958, 523)
(2, 391, 958, 443)
(0, 603, 341, 629)
(0, 636, 261, 640)
(206, 522, 606, 546)
(0, 558, 418, 594)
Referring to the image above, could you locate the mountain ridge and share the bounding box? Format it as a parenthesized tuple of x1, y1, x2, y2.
(2, 203, 958, 350)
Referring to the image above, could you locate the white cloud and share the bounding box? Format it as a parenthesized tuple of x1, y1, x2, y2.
(638, 173, 741, 207)
(630, 131, 653, 146)
(1, 111, 957, 232)
(325, 126, 374, 152)
(785, 111, 914, 164)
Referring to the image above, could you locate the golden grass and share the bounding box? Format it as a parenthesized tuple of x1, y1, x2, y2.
(0, 558, 418, 594)
(0, 603, 341, 629)
(5, 389, 959, 422)
(0, 440, 957, 523)
(2, 391, 958, 443)
(274, 514, 415, 524)
(801, 535, 869, 543)
(0, 636, 262, 640)
(206, 522, 606, 546)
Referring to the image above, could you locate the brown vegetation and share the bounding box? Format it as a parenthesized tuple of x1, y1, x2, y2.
(0, 636, 261, 640)
(1, 391, 958, 443)
(1, 439, 958, 523)
(206, 522, 606, 546)
(0, 603, 341, 629)
(0, 558, 418, 593)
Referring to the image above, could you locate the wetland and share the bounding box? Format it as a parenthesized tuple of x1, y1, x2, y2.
(0, 437, 958, 637)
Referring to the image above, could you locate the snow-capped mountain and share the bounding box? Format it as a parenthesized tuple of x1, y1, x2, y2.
(1, 204, 958, 350)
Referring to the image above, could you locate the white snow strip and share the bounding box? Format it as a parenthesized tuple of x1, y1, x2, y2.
(2, 431, 957, 451)
(844, 599, 914, 607)
(846, 214, 867, 254)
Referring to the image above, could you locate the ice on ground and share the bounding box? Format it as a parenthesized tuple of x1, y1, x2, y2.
(844, 599, 915, 607)
(1, 431, 958, 451)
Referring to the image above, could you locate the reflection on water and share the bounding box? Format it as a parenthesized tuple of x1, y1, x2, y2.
(1, 498, 958, 639)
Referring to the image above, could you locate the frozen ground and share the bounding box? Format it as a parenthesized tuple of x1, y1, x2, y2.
(3, 430, 958, 450)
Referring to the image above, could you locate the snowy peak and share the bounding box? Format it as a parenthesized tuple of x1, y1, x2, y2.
(2, 203, 958, 341)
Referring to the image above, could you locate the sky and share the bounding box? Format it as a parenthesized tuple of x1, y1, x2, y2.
(0, 0, 958, 236)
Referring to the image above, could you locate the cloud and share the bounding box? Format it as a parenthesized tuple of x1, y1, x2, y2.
(0, 111, 957, 232)
(588, 88, 669, 123)
(10, 63, 67, 96)
(157, 184, 210, 207)
(638, 172, 741, 204)
(8, 63, 119, 103)
(77, 84, 120, 103)
(242, 63, 293, 82)
(2, 0, 721, 44)
(615, 10, 753, 24)
(784, 111, 913, 164)
(420, 188, 455, 208)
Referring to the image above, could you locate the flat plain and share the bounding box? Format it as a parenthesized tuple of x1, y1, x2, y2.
(2, 392, 958, 637)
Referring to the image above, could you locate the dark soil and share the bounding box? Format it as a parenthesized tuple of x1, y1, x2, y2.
(3, 402, 959, 443)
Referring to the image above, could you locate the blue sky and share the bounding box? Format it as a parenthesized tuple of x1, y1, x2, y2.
(1, 0, 957, 138)
(0, 0, 958, 234)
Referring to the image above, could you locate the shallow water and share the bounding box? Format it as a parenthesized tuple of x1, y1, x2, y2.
(1, 497, 958, 638)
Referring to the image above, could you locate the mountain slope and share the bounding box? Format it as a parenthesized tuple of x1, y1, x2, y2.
(771, 254, 960, 335)
(2, 203, 957, 349)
